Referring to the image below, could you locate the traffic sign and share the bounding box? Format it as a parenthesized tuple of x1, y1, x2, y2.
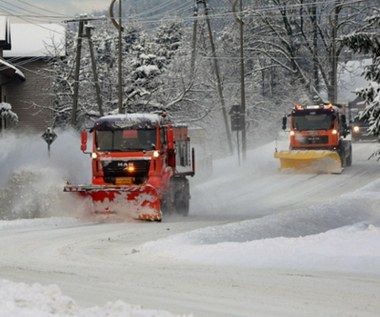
(229, 105, 244, 131)
(42, 127, 57, 145)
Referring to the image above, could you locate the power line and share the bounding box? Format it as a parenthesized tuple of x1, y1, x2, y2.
(13, 0, 66, 16)
(1, 0, 373, 69)
(0, 0, 372, 25)
(130, 0, 181, 17)
(0, 0, 58, 17)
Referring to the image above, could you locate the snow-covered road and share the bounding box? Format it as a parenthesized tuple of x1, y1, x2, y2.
(1, 132, 380, 317)
(1, 219, 380, 317)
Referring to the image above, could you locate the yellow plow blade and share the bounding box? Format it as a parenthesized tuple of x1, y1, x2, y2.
(274, 150, 342, 174)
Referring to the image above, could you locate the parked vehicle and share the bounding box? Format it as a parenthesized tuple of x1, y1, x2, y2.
(350, 118, 377, 142)
(348, 97, 377, 142)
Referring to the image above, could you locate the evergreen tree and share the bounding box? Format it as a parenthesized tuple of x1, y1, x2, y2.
(343, 11, 380, 157)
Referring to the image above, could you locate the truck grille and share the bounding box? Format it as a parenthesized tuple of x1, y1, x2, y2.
(303, 135, 328, 145)
(102, 160, 150, 178)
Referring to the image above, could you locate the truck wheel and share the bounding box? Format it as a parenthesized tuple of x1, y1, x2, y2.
(337, 141, 350, 168)
(346, 145, 352, 167)
(161, 192, 175, 215)
(174, 178, 190, 216)
(337, 148, 345, 168)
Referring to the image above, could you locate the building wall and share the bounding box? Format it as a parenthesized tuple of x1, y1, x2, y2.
(3, 60, 54, 132)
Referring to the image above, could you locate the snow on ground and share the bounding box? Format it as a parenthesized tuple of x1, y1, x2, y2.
(142, 140, 380, 274)
(0, 130, 190, 317)
(1, 131, 380, 316)
(0, 280, 188, 317)
(142, 208, 380, 274)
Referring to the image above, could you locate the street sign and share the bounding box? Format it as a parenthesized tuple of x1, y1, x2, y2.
(42, 127, 57, 145)
(229, 105, 244, 131)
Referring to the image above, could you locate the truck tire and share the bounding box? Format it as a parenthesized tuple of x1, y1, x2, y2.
(338, 140, 351, 168)
(174, 178, 190, 216)
(161, 191, 175, 215)
(345, 145, 352, 167)
(337, 145, 345, 168)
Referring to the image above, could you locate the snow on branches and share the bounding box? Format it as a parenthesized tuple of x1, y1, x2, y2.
(343, 11, 380, 158)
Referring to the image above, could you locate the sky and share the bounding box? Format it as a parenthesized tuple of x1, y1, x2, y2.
(31, 0, 108, 16)
(0, 0, 109, 22)
(0, 130, 380, 316)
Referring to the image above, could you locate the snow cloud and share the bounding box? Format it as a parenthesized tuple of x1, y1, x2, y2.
(0, 130, 91, 220)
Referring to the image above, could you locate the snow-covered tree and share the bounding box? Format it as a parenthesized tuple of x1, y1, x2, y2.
(49, 18, 189, 128)
(343, 10, 380, 157)
(248, 0, 376, 103)
(123, 19, 186, 113)
(0, 102, 18, 130)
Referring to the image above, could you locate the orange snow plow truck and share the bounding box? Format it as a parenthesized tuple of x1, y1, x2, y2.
(274, 103, 352, 173)
(64, 112, 195, 221)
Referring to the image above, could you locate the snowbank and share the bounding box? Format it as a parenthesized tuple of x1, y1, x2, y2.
(0, 279, 189, 317)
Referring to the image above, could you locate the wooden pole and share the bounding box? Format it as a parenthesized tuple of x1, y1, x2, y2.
(71, 18, 84, 127)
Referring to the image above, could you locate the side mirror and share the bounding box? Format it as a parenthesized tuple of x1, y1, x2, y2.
(282, 116, 287, 130)
(81, 131, 87, 152)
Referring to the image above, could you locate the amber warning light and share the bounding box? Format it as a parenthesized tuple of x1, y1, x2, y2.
(126, 163, 136, 173)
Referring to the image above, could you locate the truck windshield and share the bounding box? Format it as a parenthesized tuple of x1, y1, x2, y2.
(95, 129, 156, 151)
(293, 114, 333, 131)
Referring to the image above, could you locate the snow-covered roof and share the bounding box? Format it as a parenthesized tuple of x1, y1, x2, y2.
(0, 58, 25, 80)
(95, 113, 164, 130)
(3, 23, 66, 58)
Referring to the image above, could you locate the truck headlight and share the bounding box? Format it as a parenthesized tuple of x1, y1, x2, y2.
(352, 126, 360, 133)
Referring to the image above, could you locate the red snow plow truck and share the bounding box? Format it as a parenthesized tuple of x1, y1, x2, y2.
(274, 103, 352, 173)
(64, 112, 195, 221)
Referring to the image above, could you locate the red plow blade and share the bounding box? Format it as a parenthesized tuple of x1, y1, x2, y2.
(64, 184, 161, 221)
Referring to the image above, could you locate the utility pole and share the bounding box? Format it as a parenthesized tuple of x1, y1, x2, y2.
(191, 0, 233, 154)
(232, 0, 247, 161)
(109, 0, 124, 113)
(311, 4, 320, 93)
(66, 16, 106, 127)
(71, 16, 85, 127)
(190, 1, 199, 78)
(85, 25, 104, 116)
(329, 0, 340, 103)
